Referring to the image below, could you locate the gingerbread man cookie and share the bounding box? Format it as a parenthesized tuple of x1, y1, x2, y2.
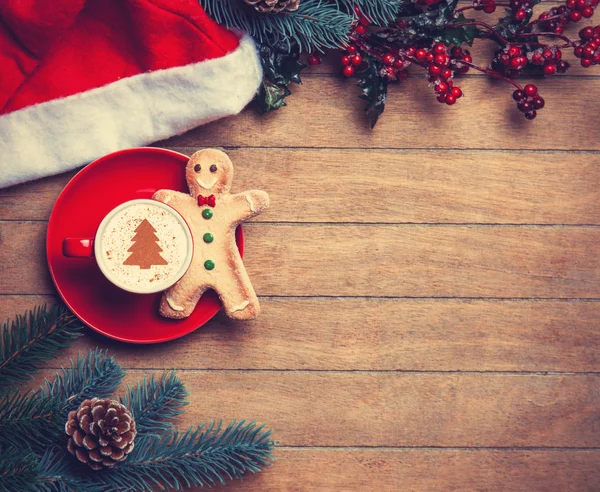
(152, 149, 269, 320)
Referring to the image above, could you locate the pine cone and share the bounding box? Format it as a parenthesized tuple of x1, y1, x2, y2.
(65, 398, 137, 470)
(243, 0, 300, 14)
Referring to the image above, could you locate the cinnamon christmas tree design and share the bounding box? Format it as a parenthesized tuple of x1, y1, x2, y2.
(123, 219, 168, 269)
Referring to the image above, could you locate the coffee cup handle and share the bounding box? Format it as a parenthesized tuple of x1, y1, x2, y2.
(63, 238, 94, 257)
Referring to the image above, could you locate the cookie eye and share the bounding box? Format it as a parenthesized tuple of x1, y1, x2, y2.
(194, 164, 201, 173)
(210, 164, 218, 173)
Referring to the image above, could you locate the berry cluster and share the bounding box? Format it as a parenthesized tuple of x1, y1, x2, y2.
(512, 84, 544, 120)
(450, 46, 472, 74)
(341, 45, 363, 77)
(492, 45, 528, 77)
(527, 47, 569, 75)
(416, 43, 463, 105)
(574, 25, 600, 66)
(538, 0, 597, 34)
(509, 0, 535, 22)
(472, 0, 496, 13)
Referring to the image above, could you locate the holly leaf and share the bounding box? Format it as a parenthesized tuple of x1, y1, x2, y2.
(357, 58, 388, 128)
(259, 43, 306, 86)
(256, 42, 306, 113)
(256, 80, 292, 113)
(436, 14, 478, 46)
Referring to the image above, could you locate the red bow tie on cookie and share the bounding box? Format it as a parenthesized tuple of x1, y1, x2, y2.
(197, 195, 216, 207)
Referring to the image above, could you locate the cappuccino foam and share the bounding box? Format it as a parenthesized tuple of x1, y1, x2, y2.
(98, 202, 190, 292)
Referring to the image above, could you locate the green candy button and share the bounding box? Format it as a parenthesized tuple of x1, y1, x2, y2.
(202, 209, 213, 219)
(203, 233, 214, 243)
(204, 260, 215, 270)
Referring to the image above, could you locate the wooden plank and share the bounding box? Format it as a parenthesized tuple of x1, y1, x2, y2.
(163, 77, 600, 150)
(3, 221, 600, 298)
(3, 149, 600, 225)
(210, 449, 600, 492)
(28, 371, 594, 447)
(4, 295, 600, 372)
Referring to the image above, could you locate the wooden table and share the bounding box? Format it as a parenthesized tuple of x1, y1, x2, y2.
(2, 35, 600, 490)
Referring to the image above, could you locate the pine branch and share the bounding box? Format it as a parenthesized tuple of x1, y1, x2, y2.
(120, 372, 189, 433)
(339, 0, 403, 25)
(86, 421, 275, 491)
(39, 349, 125, 421)
(201, 0, 353, 52)
(0, 392, 62, 451)
(0, 446, 40, 492)
(0, 304, 82, 392)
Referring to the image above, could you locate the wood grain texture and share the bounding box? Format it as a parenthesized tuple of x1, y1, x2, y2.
(3, 149, 600, 225)
(28, 370, 593, 447)
(204, 449, 600, 492)
(3, 221, 599, 297)
(3, 295, 600, 372)
(164, 77, 600, 150)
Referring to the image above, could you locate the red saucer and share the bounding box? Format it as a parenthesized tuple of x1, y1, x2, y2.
(47, 147, 243, 344)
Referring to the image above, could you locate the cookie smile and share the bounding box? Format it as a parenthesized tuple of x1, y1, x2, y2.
(196, 177, 217, 189)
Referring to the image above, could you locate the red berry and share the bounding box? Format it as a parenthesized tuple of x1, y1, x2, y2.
(557, 60, 570, 72)
(574, 46, 583, 58)
(355, 25, 366, 35)
(463, 55, 473, 64)
(483, 1, 496, 12)
(581, 57, 593, 67)
(533, 96, 545, 109)
(393, 59, 405, 69)
(555, 49, 562, 60)
(383, 53, 394, 65)
(442, 68, 453, 79)
(517, 99, 532, 112)
(436, 81, 449, 93)
(451, 47, 463, 57)
(555, 26, 564, 34)
(583, 45, 595, 58)
(575, 0, 586, 9)
(352, 54, 363, 66)
(437, 94, 447, 103)
(524, 84, 537, 96)
(433, 42, 446, 55)
(341, 55, 350, 65)
(543, 63, 557, 75)
(308, 55, 321, 66)
(513, 89, 524, 100)
(429, 65, 442, 76)
(570, 10, 582, 21)
(434, 54, 447, 66)
(416, 48, 427, 61)
(445, 94, 457, 105)
(542, 49, 553, 60)
(524, 110, 537, 120)
(531, 53, 543, 65)
(343, 65, 355, 77)
(595, 53, 600, 63)
(347, 45, 357, 54)
(406, 47, 416, 57)
(566, 0, 576, 8)
(582, 6, 594, 17)
(515, 9, 527, 21)
(451, 87, 463, 98)
(508, 46, 521, 57)
(511, 57, 522, 68)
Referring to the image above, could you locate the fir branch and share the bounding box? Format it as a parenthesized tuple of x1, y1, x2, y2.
(0, 446, 40, 492)
(89, 421, 275, 491)
(338, 0, 402, 25)
(0, 304, 82, 392)
(40, 349, 125, 421)
(120, 372, 189, 433)
(0, 392, 62, 451)
(201, 0, 353, 52)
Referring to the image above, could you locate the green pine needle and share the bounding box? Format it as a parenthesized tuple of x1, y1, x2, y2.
(0, 304, 83, 392)
(120, 371, 189, 433)
(0, 446, 40, 492)
(0, 392, 62, 451)
(201, 0, 353, 52)
(340, 0, 403, 25)
(40, 348, 125, 420)
(89, 421, 275, 491)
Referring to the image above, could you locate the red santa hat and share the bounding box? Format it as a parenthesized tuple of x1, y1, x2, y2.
(0, 0, 262, 188)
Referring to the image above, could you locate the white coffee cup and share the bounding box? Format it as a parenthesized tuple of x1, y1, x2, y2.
(63, 199, 194, 294)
